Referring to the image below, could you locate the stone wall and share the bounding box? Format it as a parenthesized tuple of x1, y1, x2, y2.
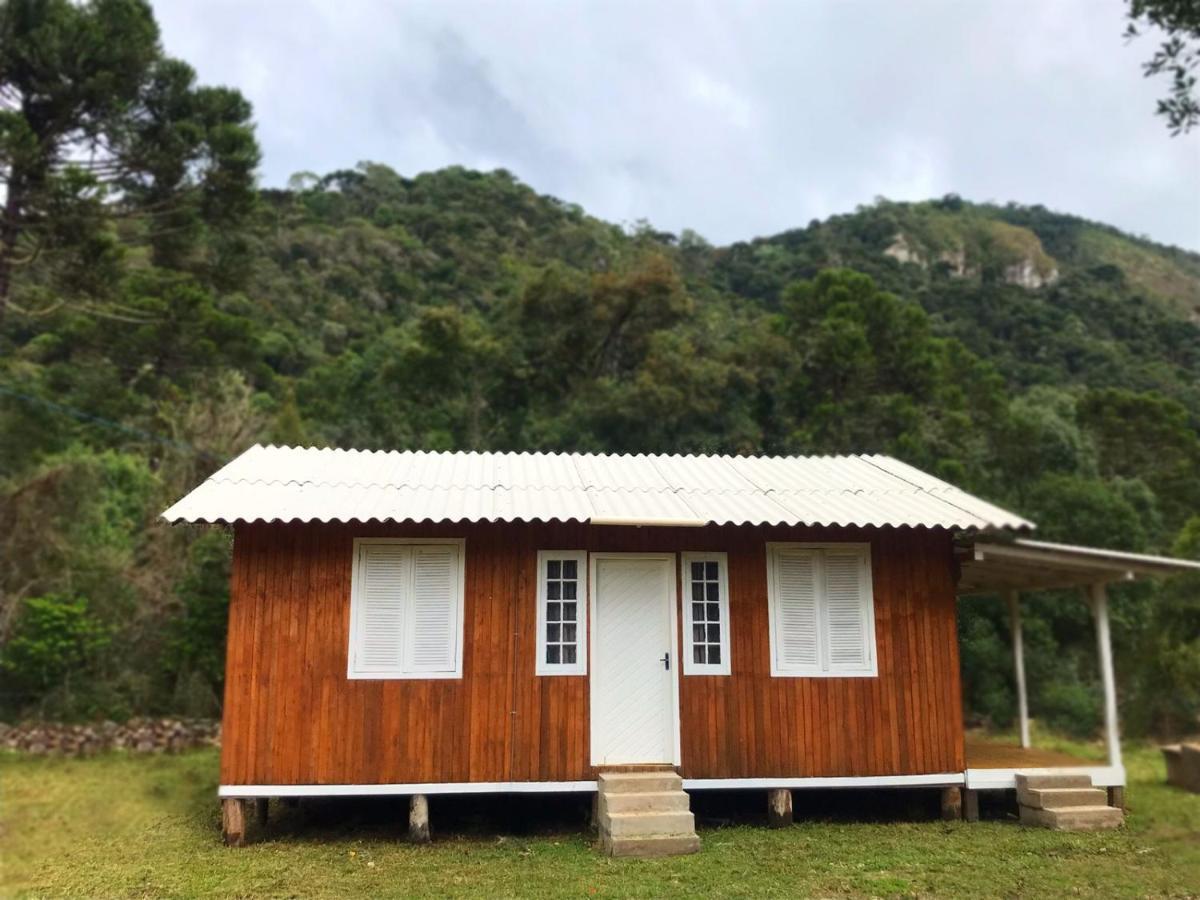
(0, 718, 221, 756)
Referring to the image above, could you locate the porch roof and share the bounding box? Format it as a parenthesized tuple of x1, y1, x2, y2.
(958, 538, 1200, 594)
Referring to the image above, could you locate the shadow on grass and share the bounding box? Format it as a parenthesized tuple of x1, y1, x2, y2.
(247, 785, 1026, 846)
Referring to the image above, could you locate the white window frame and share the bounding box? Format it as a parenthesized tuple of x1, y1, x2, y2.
(535, 550, 588, 676)
(347, 537, 466, 680)
(765, 542, 877, 678)
(680, 552, 732, 675)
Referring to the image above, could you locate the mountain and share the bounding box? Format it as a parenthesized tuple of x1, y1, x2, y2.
(2, 163, 1199, 739)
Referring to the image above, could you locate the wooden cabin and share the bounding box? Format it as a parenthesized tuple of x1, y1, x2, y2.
(164, 446, 1200, 854)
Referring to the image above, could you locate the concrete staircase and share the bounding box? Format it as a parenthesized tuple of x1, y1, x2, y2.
(1016, 774, 1124, 831)
(596, 769, 700, 857)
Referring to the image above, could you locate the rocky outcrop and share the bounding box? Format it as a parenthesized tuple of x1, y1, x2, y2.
(884, 232, 1058, 290)
(1004, 257, 1059, 289)
(0, 718, 221, 755)
(936, 246, 974, 278)
(883, 233, 926, 268)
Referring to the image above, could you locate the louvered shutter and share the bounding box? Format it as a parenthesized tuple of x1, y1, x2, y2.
(772, 548, 820, 671)
(404, 545, 460, 674)
(352, 544, 410, 674)
(822, 549, 872, 672)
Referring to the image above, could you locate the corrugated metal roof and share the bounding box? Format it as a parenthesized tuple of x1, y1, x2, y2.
(161, 445, 1035, 531)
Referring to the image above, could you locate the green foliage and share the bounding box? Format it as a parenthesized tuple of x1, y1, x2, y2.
(0, 0, 260, 324)
(0, 595, 112, 708)
(1126, 0, 1200, 134)
(164, 531, 231, 716)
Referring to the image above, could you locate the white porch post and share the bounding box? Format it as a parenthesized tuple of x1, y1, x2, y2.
(1088, 582, 1122, 769)
(1006, 590, 1030, 749)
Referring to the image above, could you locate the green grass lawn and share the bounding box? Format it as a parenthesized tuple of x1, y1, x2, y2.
(2, 741, 1198, 898)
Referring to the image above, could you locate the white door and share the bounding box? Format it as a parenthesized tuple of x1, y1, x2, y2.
(590, 555, 678, 765)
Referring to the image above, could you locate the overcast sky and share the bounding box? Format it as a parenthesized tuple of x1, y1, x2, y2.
(156, 0, 1199, 250)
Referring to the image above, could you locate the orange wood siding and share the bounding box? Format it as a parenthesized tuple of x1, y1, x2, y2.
(220, 521, 964, 785)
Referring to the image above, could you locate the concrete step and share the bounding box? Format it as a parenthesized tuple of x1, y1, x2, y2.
(600, 790, 691, 815)
(604, 833, 701, 858)
(1018, 786, 1109, 810)
(1019, 804, 1124, 831)
(1015, 773, 1094, 791)
(603, 809, 696, 838)
(598, 771, 683, 794)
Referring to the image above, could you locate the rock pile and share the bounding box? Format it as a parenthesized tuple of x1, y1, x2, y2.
(0, 718, 221, 755)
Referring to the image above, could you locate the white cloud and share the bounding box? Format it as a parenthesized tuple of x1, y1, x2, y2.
(155, 0, 1200, 250)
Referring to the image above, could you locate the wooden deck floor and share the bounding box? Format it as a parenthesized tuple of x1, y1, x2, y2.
(965, 737, 1098, 769)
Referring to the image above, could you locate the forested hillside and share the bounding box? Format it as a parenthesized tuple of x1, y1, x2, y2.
(4, 158, 1198, 740)
(2, 0, 1199, 742)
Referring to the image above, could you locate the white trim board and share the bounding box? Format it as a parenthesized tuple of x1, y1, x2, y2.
(683, 773, 965, 790)
(219, 781, 598, 798)
(964, 766, 1125, 790)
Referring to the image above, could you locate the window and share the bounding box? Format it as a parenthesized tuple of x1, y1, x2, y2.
(536, 551, 587, 675)
(681, 552, 731, 675)
(765, 543, 876, 677)
(347, 539, 465, 679)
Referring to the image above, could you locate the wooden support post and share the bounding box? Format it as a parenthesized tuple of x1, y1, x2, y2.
(940, 786, 963, 821)
(1088, 582, 1123, 769)
(589, 792, 599, 833)
(1107, 786, 1125, 810)
(408, 794, 431, 843)
(222, 798, 247, 847)
(255, 798, 269, 826)
(767, 788, 793, 828)
(1007, 590, 1030, 749)
(963, 789, 980, 823)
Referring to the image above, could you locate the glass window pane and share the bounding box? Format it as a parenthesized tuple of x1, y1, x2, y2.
(546, 645, 561, 664)
(692, 602, 705, 623)
(691, 561, 705, 580)
(691, 582, 704, 603)
(547, 580, 560, 601)
(562, 559, 577, 579)
(563, 623, 577, 643)
(562, 602, 576, 622)
(708, 646, 721, 665)
(547, 602, 561, 622)
(692, 624, 706, 643)
(563, 645, 577, 664)
(562, 580, 577, 600)
(706, 582, 720, 603)
(705, 561, 719, 580)
(547, 560, 561, 579)
(547, 623, 561, 642)
(693, 645, 706, 664)
(707, 623, 721, 643)
(707, 602, 720, 621)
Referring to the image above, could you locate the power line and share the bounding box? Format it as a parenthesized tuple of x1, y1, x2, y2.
(0, 384, 222, 462)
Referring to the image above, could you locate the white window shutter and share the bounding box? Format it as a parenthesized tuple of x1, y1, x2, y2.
(405, 545, 460, 674)
(353, 544, 409, 673)
(773, 549, 820, 670)
(822, 549, 871, 671)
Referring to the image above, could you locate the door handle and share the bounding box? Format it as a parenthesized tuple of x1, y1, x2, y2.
(660, 652, 670, 671)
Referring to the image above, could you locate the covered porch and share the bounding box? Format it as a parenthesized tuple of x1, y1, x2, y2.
(956, 538, 1200, 797)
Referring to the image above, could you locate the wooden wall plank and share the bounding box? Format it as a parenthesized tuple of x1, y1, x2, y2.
(221, 521, 964, 785)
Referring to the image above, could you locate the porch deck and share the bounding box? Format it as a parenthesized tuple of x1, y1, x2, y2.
(963, 736, 1122, 790)
(966, 737, 1097, 769)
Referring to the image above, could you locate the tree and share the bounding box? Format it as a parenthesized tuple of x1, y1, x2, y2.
(1125, 0, 1200, 135)
(0, 0, 259, 324)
